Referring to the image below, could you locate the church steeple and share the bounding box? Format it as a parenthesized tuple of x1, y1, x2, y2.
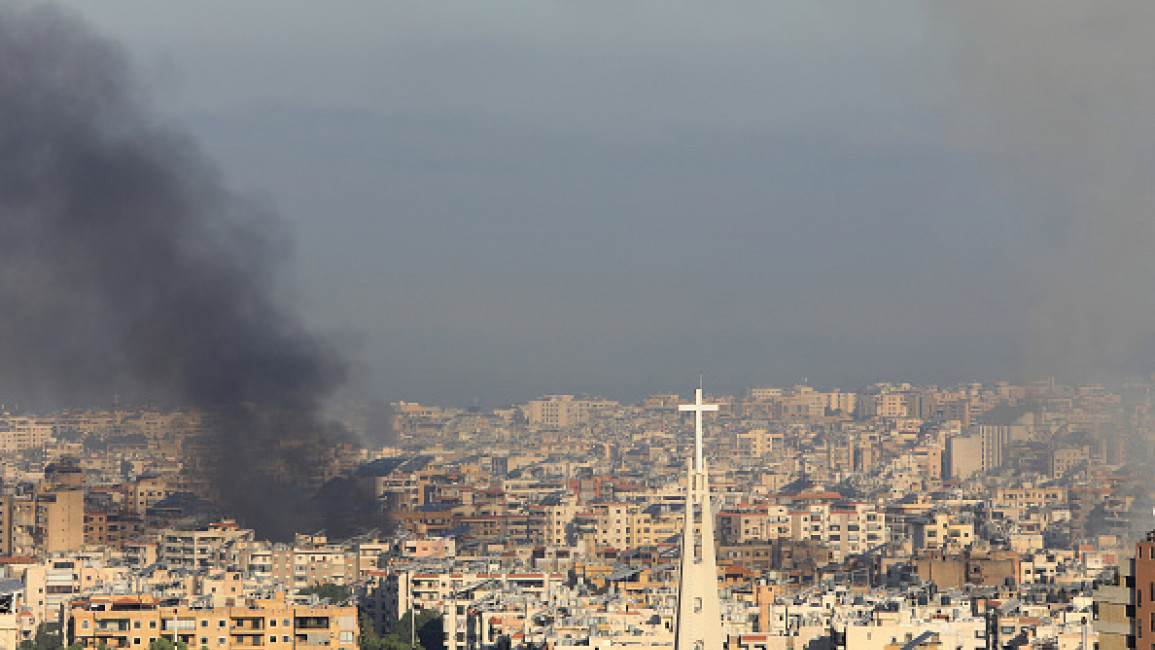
(675, 386, 724, 650)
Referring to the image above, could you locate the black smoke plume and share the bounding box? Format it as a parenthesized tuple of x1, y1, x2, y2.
(0, 3, 382, 539)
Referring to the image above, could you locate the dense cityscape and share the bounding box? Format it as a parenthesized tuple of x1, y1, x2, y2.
(2, 2, 1152, 650)
(0, 377, 1151, 649)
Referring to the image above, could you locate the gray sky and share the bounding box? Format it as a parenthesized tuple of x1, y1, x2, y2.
(48, 1, 1153, 406)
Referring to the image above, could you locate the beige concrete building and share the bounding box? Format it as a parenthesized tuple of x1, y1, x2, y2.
(912, 513, 976, 552)
(0, 487, 84, 556)
(717, 506, 790, 545)
(946, 434, 984, 480)
(872, 393, 908, 418)
(1051, 446, 1090, 477)
(158, 521, 254, 570)
(129, 475, 170, 515)
(821, 390, 857, 415)
(0, 416, 54, 454)
(543, 498, 579, 547)
(68, 593, 358, 650)
(631, 506, 682, 548)
(272, 544, 355, 590)
(736, 430, 782, 457)
(592, 503, 638, 550)
(525, 395, 588, 429)
(748, 387, 783, 402)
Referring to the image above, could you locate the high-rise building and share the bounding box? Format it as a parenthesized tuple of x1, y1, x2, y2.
(1095, 529, 1155, 650)
(34, 487, 84, 554)
(1135, 531, 1155, 649)
(0, 487, 84, 556)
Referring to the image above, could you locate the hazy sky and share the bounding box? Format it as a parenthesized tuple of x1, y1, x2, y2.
(46, 1, 1155, 406)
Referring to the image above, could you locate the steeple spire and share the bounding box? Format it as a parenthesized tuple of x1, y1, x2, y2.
(679, 386, 719, 474)
(675, 381, 724, 650)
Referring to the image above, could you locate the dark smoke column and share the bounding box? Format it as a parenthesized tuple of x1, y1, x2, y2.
(0, 3, 370, 539)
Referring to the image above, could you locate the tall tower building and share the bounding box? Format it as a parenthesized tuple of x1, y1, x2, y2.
(1095, 529, 1155, 650)
(1134, 531, 1155, 648)
(675, 386, 724, 650)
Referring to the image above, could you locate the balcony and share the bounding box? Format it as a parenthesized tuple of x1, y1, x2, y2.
(232, 618, 266, 631)
(230, 634, 266, 649)
(296, 632, 332, 647)
(295, 617, 330, 630)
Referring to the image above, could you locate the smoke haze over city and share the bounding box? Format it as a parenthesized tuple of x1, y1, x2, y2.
(0, 2, 377, 539)
(9, 0, 1155, 409)
(4, 4, 1155, 644)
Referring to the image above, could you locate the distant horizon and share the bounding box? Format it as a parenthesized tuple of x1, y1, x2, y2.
(5, 369, 1146, 414)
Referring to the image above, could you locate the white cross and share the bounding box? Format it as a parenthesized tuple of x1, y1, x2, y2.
(679, 386, 718, 473)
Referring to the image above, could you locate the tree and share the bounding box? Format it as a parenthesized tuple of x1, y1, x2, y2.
(359, 609, 443, 650)
(359, 611, 382, 650)
(298, 583, 352, 603)
(149, 638, 189, 650)
(20, 623, 60, 650)
(397, 609, 443, 650)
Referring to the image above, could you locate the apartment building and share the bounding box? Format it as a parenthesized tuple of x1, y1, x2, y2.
(0, 487, 84, 556)
(128, 476, 170, 515)
(157, 521, 254, 571)
(0, 416, 54, 454)
(785, 502, 888, 562)
(825, 504, 888, 560)
(717, 505, 790, 545)
(630, 503, 682, 548)
(68, 593, 358, 650)
(271, 544, 355, 590)
(912, 512, 976, 552)
(83, 511, 144, 549)
(592, 503, 638, 550)
(525, 395, 588, 429)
